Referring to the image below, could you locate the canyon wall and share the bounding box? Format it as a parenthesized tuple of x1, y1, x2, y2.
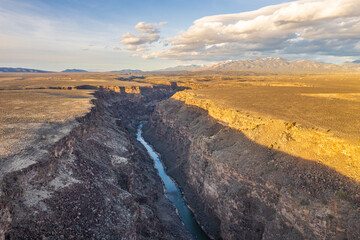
(2, 81, 360, 240)
(171, 91, 360, 183)
(144, 98, 360, 240)
(0, 86, 192, 240)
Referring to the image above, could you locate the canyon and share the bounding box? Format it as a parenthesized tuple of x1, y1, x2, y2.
(0, 73, 359, 239)
(0, 84, 192, 239)
(144, 98, 360, 239)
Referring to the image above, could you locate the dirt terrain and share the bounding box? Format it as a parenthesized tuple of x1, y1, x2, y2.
(0, 73, 191, 239)
(142, 73, 360, 239)
(1, 72, 359, 239)
(0, 73, 151, 158)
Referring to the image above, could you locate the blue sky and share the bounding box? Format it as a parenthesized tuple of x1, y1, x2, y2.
(0, 0, 359, 71)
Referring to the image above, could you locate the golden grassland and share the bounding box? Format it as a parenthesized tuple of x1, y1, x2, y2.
(167, 74, 360, 182)
(1, 72, 360, 182)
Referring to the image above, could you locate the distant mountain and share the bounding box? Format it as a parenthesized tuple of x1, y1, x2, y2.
(340, 62, 360, 72)
(108, 69, 143, 74)
(61, 69, 88, 73)
(0, 67, 52, 73)
(194, 58, 349, 74)
(156, 64, 205, 72)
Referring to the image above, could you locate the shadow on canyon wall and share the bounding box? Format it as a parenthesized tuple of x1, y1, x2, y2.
(143, 98, 360, 240)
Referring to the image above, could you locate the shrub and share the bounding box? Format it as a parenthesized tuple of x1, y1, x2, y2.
(335, 190, 351, 201)
(286, 122, 296, 130)
(300, 199, 310, 206)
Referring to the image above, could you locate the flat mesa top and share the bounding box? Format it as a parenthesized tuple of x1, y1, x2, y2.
(0, 73, 152, 158)
(162, 74, 360, 143)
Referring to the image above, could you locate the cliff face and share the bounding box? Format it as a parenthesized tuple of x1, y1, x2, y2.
(171, 91, 360, 183)
(144, 98, 360, 240)
(0, 87, 191, 240)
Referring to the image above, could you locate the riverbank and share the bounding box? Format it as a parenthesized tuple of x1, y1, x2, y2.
(137, 123, 209, 240)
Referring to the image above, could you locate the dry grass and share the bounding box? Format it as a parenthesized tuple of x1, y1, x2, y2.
(1, 72, 360, 182)
(0, 72, 152, 158)
(169, 73, 360, 182)
(0, 72, 151, 90)
(166, 74, 360, 142)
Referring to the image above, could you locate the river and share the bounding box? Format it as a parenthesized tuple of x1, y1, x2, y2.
(137, 123, 210, 240)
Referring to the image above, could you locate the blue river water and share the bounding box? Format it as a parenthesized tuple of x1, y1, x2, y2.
(137, 123, 210, 240)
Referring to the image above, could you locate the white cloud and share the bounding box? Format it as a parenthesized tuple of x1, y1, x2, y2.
(148, 0, 360, 60)
(135, 21, 167, 33)
(121, 21, 166, 52)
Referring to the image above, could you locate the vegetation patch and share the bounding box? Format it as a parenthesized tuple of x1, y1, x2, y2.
(335, 190, 351, 201)
(300, 199, 310, 206)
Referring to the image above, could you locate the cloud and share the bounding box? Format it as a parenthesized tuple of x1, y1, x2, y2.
(148, 0, 360, 60)
(121, 21, 166, 52)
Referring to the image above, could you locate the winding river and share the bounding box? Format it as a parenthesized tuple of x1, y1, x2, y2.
(137, 123, 210, 240)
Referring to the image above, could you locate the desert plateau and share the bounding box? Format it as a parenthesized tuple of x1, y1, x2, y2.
(1, 0, 360, 239)
(0, 71, 359, 239)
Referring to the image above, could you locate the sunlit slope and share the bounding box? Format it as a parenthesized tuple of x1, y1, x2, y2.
(172, 74, 360, 182)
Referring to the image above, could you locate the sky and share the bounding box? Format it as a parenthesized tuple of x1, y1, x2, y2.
(0, 0, 359, 71)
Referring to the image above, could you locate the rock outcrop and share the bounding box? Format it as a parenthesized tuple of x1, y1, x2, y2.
(144, 98, 360, 240)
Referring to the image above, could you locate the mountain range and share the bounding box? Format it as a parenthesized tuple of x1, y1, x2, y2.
(194, 58, 360, 74)
(156, 64, 205, 72)
(0, 67, 52, 73)
(108, 69, 143, 74)
(340, 62, 360, 72)
(61, 69, 88, 73)
(2, 58, 360, 74)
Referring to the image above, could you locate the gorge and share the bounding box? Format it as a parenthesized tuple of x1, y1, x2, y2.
(1, 78, 359, 240)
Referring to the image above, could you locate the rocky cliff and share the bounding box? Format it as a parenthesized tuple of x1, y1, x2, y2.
(171, 91, 360, 183)
(0, 86, 192, 239)
(144, 98, 360, 240)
